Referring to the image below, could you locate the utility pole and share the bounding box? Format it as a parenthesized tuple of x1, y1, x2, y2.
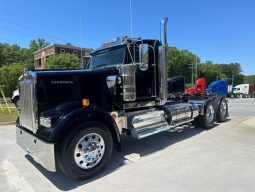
(217, 65, 221, 80)
(189, 56, 198, 87)
(189, 63, 194, 87)
(195, 56, 198, 80)
(192, 63, 194, 87)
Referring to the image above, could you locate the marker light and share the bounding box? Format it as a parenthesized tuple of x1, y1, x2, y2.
(82, 99, 90, 107)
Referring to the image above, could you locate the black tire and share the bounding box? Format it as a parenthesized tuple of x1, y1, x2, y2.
(216, 98, 228, 122)
(57, 121, 113, 180)
(194, 101, 216, 129)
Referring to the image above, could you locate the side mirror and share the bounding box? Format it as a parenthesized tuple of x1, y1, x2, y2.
(139, 44, 149, 71)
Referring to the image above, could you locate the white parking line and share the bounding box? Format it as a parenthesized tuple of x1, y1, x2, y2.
(2, 160, 35, 192)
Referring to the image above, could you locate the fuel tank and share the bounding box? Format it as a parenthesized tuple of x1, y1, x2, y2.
(164, 102, 199, 126)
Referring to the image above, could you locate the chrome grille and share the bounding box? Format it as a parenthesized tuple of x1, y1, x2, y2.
(120, 64, 136, 101)
(19, 72, 38, 133)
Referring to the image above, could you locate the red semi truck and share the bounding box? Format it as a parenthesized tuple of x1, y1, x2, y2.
(187, 78, 228, 97)
(250, 84, 255, 97)
(186, 78, 206, 94)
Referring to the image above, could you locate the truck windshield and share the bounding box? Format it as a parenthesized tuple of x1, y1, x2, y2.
(87, 46, 125, 69)
(208, 82, 215, 88)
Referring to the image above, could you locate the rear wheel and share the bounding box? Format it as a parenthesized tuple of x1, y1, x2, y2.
(57, 121, 113, 180)
(216, 98, 228, 122)
(195, 101, 216, 129)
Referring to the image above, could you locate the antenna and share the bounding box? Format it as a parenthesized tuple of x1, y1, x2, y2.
(160, 22, 161, 42)
(129, 0, 133, 38)
(117, 5, 120, 38)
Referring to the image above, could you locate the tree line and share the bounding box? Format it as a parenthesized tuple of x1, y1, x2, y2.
(167, 47, 250, 87)
(0, 38, 80, 96)
(0, 38, 254, 96)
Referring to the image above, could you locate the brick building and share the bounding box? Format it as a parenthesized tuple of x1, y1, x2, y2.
(34, 44, 92, 70)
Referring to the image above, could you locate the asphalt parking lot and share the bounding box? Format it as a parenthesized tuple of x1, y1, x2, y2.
(1, 98, 255, 192)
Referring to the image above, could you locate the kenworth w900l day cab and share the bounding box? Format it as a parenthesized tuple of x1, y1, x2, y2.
(16, 17, 229, 179)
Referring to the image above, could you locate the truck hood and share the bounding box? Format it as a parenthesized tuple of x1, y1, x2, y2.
(31, 68, 119, 112)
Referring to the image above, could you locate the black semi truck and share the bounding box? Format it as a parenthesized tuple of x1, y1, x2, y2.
(16, 17, 228, 179)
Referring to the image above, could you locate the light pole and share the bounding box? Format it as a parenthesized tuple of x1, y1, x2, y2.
(195, 56, 198, 80)
(189, 56, 198, 87)
(189, 63, 194, 87)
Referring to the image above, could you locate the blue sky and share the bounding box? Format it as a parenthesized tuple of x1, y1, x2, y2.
(0, 0, 254, 75)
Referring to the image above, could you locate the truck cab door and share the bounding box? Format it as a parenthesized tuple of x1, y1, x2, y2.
(136, 44, 155, 99)
(125, 44, 155, 100)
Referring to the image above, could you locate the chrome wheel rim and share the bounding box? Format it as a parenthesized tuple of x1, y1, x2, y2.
(206, 105, 215, 124)
(74, 133, 105, 169)
(220, 102, 227, 118)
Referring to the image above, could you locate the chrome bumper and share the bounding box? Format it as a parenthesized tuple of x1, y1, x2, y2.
(16, 126, 56, 172)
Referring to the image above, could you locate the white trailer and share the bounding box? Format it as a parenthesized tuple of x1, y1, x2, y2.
(233, 84, 249, 98)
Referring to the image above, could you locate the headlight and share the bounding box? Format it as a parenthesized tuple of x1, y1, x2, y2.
(40, 117, 52, 128)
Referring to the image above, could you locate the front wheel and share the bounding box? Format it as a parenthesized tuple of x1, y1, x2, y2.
(57, 122, 113, 180)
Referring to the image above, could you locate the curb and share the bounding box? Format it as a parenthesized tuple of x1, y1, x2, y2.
(0, 121, 16, 126)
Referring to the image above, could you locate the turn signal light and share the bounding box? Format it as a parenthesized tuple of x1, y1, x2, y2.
(82, 99, 90, 107)
(122, 36, 129, 41)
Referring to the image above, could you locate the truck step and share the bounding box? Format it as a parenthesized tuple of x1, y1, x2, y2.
(131, 122, 170, 139)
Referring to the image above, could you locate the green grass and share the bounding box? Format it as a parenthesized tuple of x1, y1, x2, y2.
(0, 107, 18, 122)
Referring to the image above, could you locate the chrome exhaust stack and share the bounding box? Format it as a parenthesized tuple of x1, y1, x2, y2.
(158, 16, 168, 105)
(161, 16, 168, 46)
